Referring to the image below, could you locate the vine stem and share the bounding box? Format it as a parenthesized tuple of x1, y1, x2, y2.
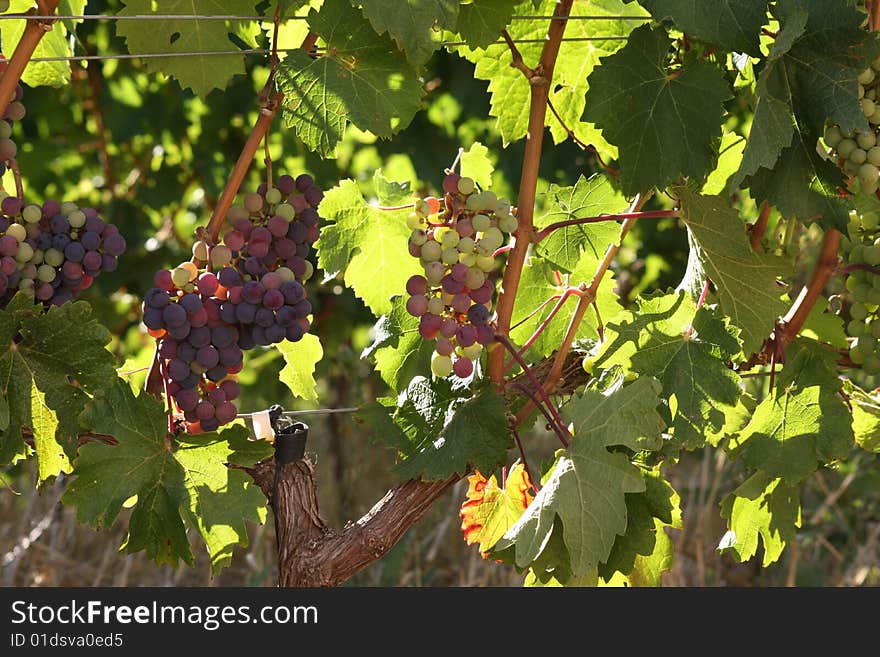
(515, 193, 649, 425)
(545, 95, 618, 177)
(0, 1, 59, 120)
(511, 428, 540, 495)
(504, 286, 584, 372)
(204, 93, 283, 242)
(749, 201, 771, 251)
(532, 209, 678, 243)
(9, 159, 23, 198)
(840, 262, 880, 276)
(489, 0, 575, 385)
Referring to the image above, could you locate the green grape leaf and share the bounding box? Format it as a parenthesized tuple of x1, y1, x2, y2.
(455, 0, 520, 49)
(583, 25, 731, 195)
(356, 377, 511, 480)
(534, 174, 627, 273)
(2, 1, 84, 87)
(459, 141, 495, 190)
(626, 0, 769, 56)
(458, 0, 646, 153)
(734, 339, 854, 482)
(595, 292, 743, 451)
(64, 383, 272, 572)
(801, 298, 848, 349)
(733, 1, 870, 230)
(317, 174, 422, 316)
(702, 132, 746, 196)
(847, 382, 880, 453)
(357, 0, 458, 67)
(495, 377, 665, 576)
(675, 187, 791, 356)
(510, 255, 619, 359)
(719, 471, 801, 567)
(598, 467, 682, 584)
(277, 0, 424, 157)
(277, 335, 323, 402)
(0, 296, 117, 479)
(362, 295, 433, 393)
(116, 0, 261, 96)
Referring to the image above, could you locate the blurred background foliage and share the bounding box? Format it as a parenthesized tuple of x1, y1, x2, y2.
(1, 0, 879, 587)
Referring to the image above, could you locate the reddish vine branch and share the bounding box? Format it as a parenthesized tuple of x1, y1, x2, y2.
(0, 1, 59, 120)
(532, 209, 678, 243)
(749, 201, 771, 252)
(489, 0, 575, 384)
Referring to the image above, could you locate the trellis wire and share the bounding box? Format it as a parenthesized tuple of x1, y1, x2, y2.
(236, 408, 359, 418)
(0, 14, 648, 21)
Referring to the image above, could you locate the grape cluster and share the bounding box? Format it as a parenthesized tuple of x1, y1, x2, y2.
(405, 173, 517, 379)
(0, 56, 25, 178)
(823, 56, 880, 194)
(0, 193, 125, 308)
(843, 208, 880, 373)
(142, 173, 322, 433)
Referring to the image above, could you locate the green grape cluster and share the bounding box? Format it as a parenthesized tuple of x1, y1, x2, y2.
(843, 208, 880, 373)
(823, 57, 880, 194)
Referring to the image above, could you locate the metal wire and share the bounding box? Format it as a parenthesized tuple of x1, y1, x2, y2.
(0, 13, 648, 21)
(236, 408, 359, 418)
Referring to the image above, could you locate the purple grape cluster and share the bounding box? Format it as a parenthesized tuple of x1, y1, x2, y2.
(142, 173, 322, 434)
(0, 195, 125, 308)
(0, 56, 25, 177)
(405, 173, 517, 379)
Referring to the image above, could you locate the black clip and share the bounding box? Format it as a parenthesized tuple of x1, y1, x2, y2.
(269, 404, 308, 464)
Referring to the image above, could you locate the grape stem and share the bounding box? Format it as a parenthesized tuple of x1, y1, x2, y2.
(545, 96, 618, 178)
(531, 210, 677, 243)
(749, 201, 771, 251)
(492, 245, 513, 257)
(9, 159, 23, 199)
(839, 262, 880, 276)
(375, 203, 415, 211)
(685, 278, 712, 337)
(204, 92, 284, 242)
(0, 1, 59, 121)
(511, 428, 541, 495)
(495, 334, 570, 447)
(509, 293, 561, 331)
(489, 0, 575, 385)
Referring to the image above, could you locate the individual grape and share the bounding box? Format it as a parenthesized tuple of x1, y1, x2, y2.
(457, 177, 475, 195)
(419, 313, 442, 339)
(406, 294, 428, 317)
(453, 357, 474, 378)
(431, 352, 454, 377)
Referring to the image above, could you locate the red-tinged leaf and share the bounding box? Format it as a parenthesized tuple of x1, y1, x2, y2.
(460, 463, 534, 556)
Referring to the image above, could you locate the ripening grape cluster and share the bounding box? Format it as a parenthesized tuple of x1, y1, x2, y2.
(0, 194, 125, 307)
(142, 173, 321, 433)
(0, 56, 25, 178)
(405, 173, 517, 379)
(842, 208, 880, 373)
(823, 56, 880, 194)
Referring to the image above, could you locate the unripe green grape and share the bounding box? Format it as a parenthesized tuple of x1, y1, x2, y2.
(440, 291, 454, 306)
(67, 209, 86, 228)
(265, 187, 282, 205)
(481, 190, 498, 209)
(457, 236, 475, 253)
(276, 203, 295, 221)
(37, 264, 55, 282)
(865, 244, 880, 265)
(852, 301, 869, 321)
(420, 240, 442, 262)
(857, 131, 877, 150)
(465, 195, 483, 212)
(227, 205, 249, 223)
(864, 212, 880, 231)
(481, 226, 504, 250)
(406, 213, 424, 230)
(303, 261, 314, 281)
(18, 279, 34, 295)
(459, 252, 477, 267)
(869, 88, 877, 100)
(850, 245, 866, 265)
(838, 138, 858, 159)
(15, 242, 33, 263)
(457, 177, 475, 195)
(6, 222, 25, 242)
(210, 244, 232, 267)
(441, 247, 459, 265)
(851, 148, 868, 165)
(860, 85, 866, 100)
(21, 204, 41, 224)
(30, 249, 43, 265)
(171, 267, 191, 287)
(873, 54, 880, 71)
(872, 321, 880, 338)
(461, 343, 484, 360)
(60, 201, 78, 216)
(582, 355, 595, 375)
(853, 283, 873, 302)
(276, 266, 295, 282)
(865, 354, 880, 374)
(864, 99, 877, 119)
(475, 240, 494, 257)
(845, 159, 861, 174)
(431, 352, 454, 377)
(425, 261, 445, 284)
(410, 229, 428, 246)
(0, 137, 16, 160)
(192, 240, 209, 261)
(440, 229, 459, 248)
(243, 192, 263, 213)
(472, 214, 491, 232)
(427, 297, 444, 315)
(869, 108, 880, 125)
(850, 342, 866, 364)
(848, 318, 867, 336)
(0, 121, 10, 140)
(860, 68, 876, 85)
(495, 199, 512, 216)
(44, 248, 63, 267)
(465, 267, 485, 290)
(859, 163, 880, 188)
(499, 215, 519, 233)
(476, 255, 495, 272)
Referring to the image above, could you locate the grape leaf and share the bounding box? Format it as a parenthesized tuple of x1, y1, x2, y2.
(116, 0, 261, 96)
(0, 296, 117, 479)
(702, 132, 746, 196)
(317, 173, 422, 316)
(534, 174, 627, 273)
(625, 0, 769, 56)
(801, 298, 848, 349)
(1, 0, 84, 87)
(494, 377, 665, 576)
(594, 291, 743, 450)
(356, 377, 511, 480)
(733, 1, 870, 230)
(277, 334, 323, 401)
(64, 382, 272, 572)
(459, 141, 495, 190)
(719, 471, 801, 567)
(458, 0, 646, 152)
(510, 255, 618, 359)
(847, 382, 880, 453)
(277, 0, 424, 157)
(583, 24, 731, 195)
(362, 295, 433, 393)
(357, 0, 458, 67)
(675, 187, 791, 356)
(734, 339, 854, 482)
(598, 467, 682, 585)
(455, 0, 520, 49)
(460, 462, 534, 555)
